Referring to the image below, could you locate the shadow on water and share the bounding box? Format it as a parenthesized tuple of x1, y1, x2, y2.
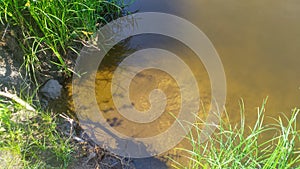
(50, 0, 300, 168)
(49, 1, 214, 167)
(63, 35, 193, 167)
(132, 157, 169, 169)
(61, 2, 215, 167)
(79, 117, 169, 169)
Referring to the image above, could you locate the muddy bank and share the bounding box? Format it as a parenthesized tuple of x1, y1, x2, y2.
(0, 25, 66, 94)
(0, 26, 27, 93)
(0, 24, 169, 169)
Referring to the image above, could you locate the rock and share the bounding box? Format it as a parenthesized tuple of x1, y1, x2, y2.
(40, 79, 62, 100)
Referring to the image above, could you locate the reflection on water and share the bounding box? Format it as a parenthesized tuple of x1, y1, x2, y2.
(68, 0, 300, 167)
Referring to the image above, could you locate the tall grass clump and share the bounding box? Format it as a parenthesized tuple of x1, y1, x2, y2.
(0, 0, 131, 78)
(173, 99, 300, 169)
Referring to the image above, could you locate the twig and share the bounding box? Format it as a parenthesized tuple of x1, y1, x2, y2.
(1, 24, 9, 40)
(59, 113, 74, 136)
(63, 131, 86, 143)
(0, 91, 36, 112)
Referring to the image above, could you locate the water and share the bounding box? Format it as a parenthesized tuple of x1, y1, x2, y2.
(68, 0, 300, 168)
(127, 0, 300, 122)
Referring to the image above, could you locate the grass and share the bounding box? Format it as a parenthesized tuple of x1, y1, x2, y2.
(0, 96, 73, 168)
(0, 0, 132, 81)
(0, 1, 133, 168)
(172, 99, 300, 169)
(1, 1, 299, 168)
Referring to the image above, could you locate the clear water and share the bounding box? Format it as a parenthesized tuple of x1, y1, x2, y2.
(68, 0, 300, 167)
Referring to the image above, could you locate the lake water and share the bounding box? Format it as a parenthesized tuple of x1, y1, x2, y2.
(68, 0, 300, 168)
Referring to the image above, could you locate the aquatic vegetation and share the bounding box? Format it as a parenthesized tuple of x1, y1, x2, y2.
(172, 99, 300, 169)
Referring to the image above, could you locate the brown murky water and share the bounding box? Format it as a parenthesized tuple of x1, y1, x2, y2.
(67, 0, 300, 168)
(128, 0, 300, 122)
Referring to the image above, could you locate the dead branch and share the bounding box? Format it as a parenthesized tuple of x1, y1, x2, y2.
(0, 91, 36, 112)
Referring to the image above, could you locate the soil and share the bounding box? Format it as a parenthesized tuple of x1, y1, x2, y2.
(0, 25, 28, 93)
